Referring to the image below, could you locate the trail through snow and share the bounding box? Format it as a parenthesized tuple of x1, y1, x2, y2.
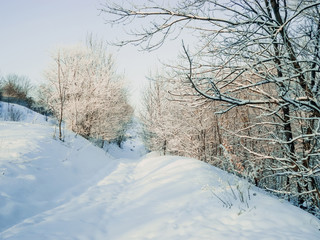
(0, 103, 320, 239)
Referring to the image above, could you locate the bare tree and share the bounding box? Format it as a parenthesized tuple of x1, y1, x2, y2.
(0, 74, 33, 107)
(43, 49, 69, 141)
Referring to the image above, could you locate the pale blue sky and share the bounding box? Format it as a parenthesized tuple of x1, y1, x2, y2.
(0, 0, 185, 109)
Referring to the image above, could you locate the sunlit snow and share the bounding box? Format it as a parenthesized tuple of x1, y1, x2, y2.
(0, 102, 319, 239)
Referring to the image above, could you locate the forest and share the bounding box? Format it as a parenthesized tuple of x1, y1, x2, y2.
(101, 0, 320, 217)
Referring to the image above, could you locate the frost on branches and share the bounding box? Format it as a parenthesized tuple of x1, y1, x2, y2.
(103, 0, 320, 216)
(41, 40, 133, 144)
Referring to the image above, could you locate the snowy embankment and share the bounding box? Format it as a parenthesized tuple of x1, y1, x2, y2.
(0, 102, 320, 239)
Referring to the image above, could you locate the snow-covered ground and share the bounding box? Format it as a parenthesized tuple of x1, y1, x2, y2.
(0, 102, 51, 124)
(0, 102, 320, 239)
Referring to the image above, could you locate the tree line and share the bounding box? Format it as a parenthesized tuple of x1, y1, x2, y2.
(102, 0, 320, 217)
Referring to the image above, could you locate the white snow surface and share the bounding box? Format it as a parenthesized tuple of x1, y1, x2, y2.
(0, 102, 51, 124)
(0, 103, 320, 239)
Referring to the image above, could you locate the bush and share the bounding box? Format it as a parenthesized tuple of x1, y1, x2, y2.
(0, 74, 33, 106)
(0, 104, 24, 122)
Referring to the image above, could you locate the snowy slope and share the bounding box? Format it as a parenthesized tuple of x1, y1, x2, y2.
(0, 122, 116, 233)
(0, 102, 50, 124)
(0, 104, 320, 239)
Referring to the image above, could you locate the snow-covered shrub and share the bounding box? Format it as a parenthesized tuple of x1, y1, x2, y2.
(7, 106, 24, 121)
(0, 103, 24, 122)
(203, 178, 253, 214)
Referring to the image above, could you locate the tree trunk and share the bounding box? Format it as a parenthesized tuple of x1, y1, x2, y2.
(57, 53, 63, 141)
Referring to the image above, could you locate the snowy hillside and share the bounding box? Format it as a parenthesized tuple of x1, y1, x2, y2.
(0, 103, 320, 239)
(0, 102, 50, 124)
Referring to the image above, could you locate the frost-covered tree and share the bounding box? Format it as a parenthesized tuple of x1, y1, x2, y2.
(42, 41, 133, 143)
(141, 72, 221, 162)
(102, 0, 320, 214)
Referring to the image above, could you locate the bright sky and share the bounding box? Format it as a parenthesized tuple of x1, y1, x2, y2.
(0, 0, 185, 109)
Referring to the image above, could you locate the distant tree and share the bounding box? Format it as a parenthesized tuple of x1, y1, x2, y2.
(141, 72, 221, 162)
(0, 74, 33, 106)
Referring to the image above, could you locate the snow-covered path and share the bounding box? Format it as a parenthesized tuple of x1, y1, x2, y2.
(2, 150, 320, 239)
(0, 105, 320, 239)
(1, 160, 140, 239)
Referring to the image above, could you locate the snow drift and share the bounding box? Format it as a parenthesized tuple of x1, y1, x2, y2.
(0, 103, 319, 239)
